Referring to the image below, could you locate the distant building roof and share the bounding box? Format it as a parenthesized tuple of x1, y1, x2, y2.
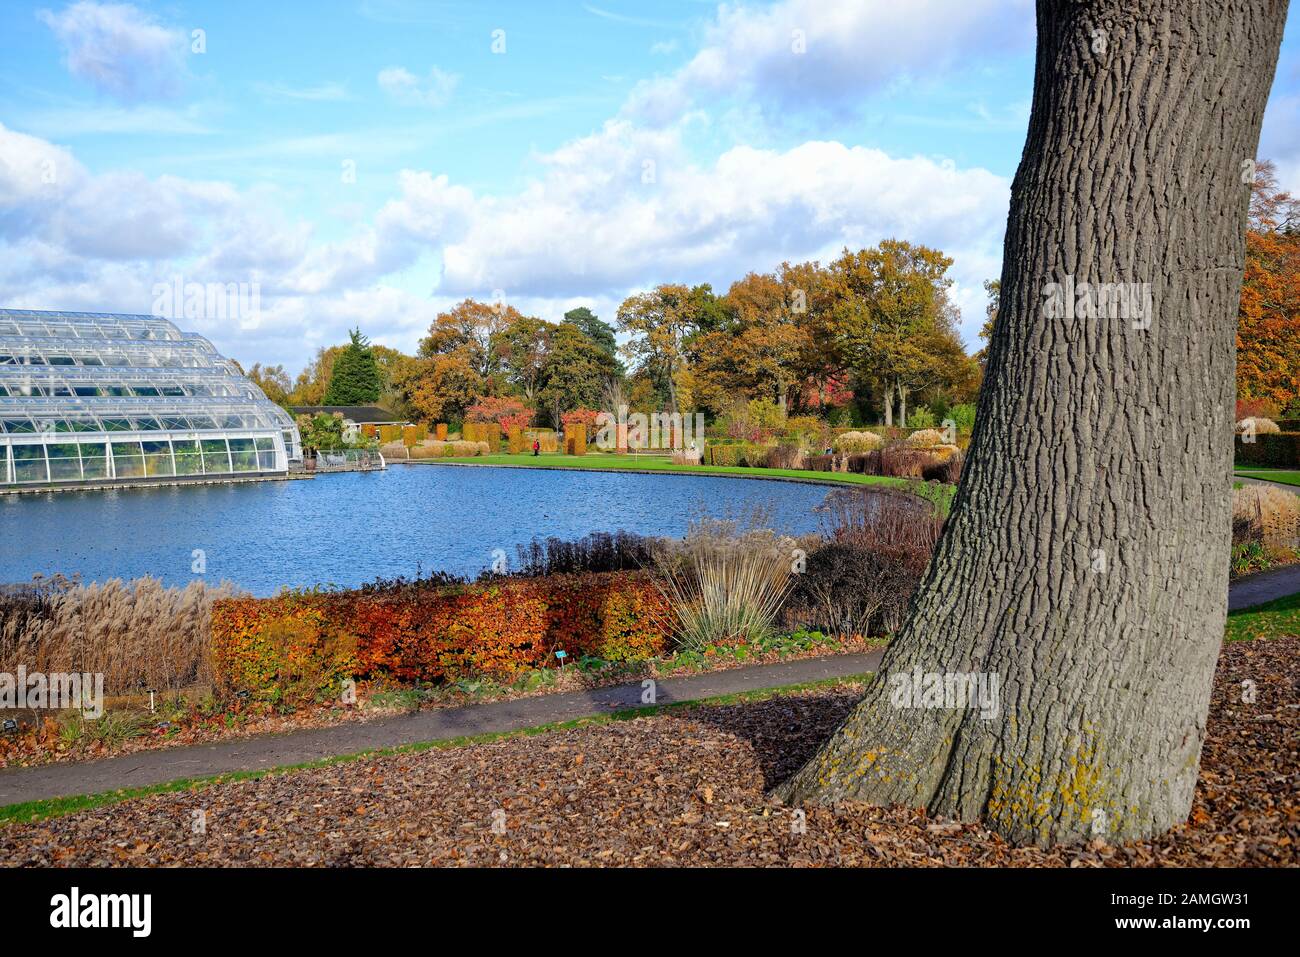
(291, 405, 405, 424)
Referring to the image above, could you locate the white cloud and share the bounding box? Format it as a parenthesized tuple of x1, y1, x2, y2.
(0, 105, 1011, 366)
(377, 66, 460, 108)
(624, 0, 1034, 126)
(37, 1, 187, 101)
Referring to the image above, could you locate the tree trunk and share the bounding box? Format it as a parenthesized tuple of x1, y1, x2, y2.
(775, 0, 1287, 845)
(882, 382, 894, 427)
(898, 383, 909, 429)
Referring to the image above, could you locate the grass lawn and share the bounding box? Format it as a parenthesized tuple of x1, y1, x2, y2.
(405, 452, 954, 508)
(1235, 468, 1300, 488)
(1225, 590, 1300, 642)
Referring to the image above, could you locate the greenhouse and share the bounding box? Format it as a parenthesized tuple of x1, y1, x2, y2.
(0, 308, 301, 490)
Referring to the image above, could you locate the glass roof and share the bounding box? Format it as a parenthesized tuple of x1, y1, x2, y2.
(0, 366, 263, 400)
(0, 309, 301, 480)
(0, 309, 185, 341)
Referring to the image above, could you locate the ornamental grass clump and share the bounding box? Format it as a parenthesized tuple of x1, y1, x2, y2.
(834, 430, 884, 454)
(653, 518, 797, 650)
(0, 575, 237, 695)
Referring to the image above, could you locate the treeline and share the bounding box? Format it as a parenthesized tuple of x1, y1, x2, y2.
(248, 238, 990, 430)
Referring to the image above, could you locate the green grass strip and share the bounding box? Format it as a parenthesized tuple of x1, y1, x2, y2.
(0, 672, 873, 826)
(1234, 469, 1300, 488)
(405, 452, 954, 508)
(1225, 590, 1300, 643)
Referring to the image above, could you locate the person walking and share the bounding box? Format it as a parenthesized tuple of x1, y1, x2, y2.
(532, 438, 540, 456)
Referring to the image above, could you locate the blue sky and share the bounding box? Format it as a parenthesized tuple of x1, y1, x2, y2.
(1, 1, 1297, 373)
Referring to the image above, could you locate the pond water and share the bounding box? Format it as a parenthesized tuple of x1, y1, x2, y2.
(0, 465, 835, 595)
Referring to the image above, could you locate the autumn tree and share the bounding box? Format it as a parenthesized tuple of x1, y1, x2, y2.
(420, 299, 518, 384)
(286, 345, 342, 406)
(617, 284, 707, 415)
(829, 240, 955, 426)
(495, 314, 556, 402)
(697, 270, 813, 412)
(1237, 159, 1300, 407)
(776, 0, 1288, 845)
(244, 362, 291, 406)
(395, 352, 481, 424)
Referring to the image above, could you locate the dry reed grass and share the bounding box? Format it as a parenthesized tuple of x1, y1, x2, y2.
(0, 575, 237, 695)
(1233, 484, 1300, 546)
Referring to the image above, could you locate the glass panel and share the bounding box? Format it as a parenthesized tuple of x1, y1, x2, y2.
(130, 416, 162, 431)
(131, 386, 160, 397)
(100, 418, 131, 432)
(1, 418, 34, 433)
(254, 437, 275, 450)
(142, 440, 174, 476)
(188, 415, 218, 430)
(201, 438, 230, 473)
(173, 440, 203, 475)
(228, 437, 258, 472)
(12, 445, 47, 483)
(47, 444, 82, 481)
(257, 450, 278, 470)
(80, 444, 108, 480)
(110, 441, 145, 479)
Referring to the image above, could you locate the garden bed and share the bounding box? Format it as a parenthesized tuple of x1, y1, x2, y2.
(1, 634, 1294, 866)
(0, 630, 877, 770)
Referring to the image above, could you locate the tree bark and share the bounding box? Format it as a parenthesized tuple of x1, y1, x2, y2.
(775, 0, 1287, 845)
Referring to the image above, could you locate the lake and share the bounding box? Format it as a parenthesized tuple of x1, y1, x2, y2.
(0, 464, 835, 595)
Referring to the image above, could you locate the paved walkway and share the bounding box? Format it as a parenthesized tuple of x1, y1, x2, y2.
(1228, 563, 1300, 611)
(0, 651, 882, 807)
(1235, 473, 1300, 494)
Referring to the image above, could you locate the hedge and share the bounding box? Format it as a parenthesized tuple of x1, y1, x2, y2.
(508, 425, 525, 454)
(1235, 433, 1300, 468)
(707, 442, 769, 467)
(525, 429, 559, 453)
(211, 571, 671, 700)
(566, 423, 587, 455)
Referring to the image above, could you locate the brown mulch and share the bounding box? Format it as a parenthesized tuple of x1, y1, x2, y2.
(1, 637, 1294, 867)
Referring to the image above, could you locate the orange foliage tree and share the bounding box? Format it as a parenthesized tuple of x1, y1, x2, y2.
(1237, 160, 1300, 410)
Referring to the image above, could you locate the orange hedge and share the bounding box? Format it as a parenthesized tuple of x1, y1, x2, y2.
(211, 572, 671, 698)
